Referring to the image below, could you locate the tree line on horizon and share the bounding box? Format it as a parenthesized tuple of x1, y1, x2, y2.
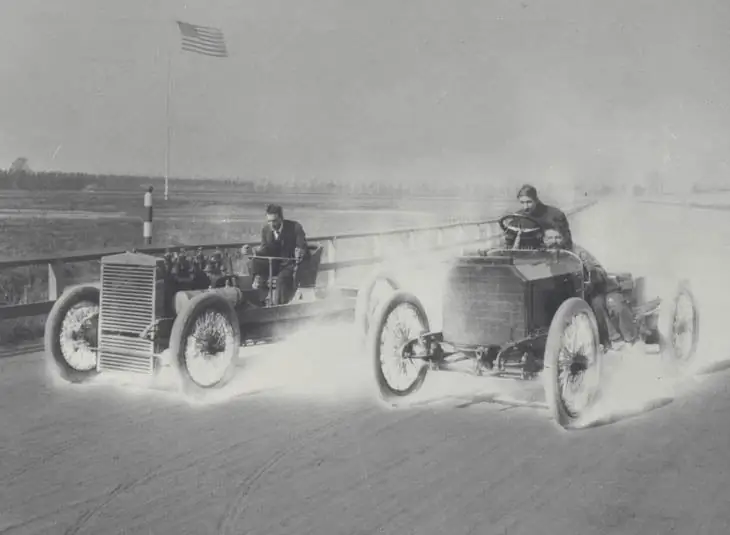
(0, 167, 585, 199)
(4, 156, 726, 197)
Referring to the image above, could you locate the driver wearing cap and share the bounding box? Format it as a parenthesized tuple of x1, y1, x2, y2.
(503, 184, 573, 249)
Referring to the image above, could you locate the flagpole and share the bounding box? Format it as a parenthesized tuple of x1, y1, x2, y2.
(168, 20, 227, 201)
(164, 49, 172, 202)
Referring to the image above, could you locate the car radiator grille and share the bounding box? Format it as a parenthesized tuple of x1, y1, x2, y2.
(442, 264, 526, 347)
(98, 262, 156, 374)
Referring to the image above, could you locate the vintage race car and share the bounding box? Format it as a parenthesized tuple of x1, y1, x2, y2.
(358, 213, 700, 429)
(44, 244, 357, 395)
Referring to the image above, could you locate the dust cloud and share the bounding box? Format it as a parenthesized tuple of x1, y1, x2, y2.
(566, 199, 730, 429)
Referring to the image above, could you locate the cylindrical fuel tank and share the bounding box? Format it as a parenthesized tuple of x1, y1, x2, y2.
(174, 287, 243, 315)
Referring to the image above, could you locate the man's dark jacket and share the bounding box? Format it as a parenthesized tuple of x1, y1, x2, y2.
(258, 219, 308, 262)
(504, 201, 573, 249)
(572, 243, 609, 294)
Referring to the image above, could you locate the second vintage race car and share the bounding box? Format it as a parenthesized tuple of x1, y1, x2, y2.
(358, 213, 700, 429)
(44, 243, 358, 396)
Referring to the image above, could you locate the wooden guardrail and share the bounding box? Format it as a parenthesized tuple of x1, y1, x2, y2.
(0, 201, 598, 321)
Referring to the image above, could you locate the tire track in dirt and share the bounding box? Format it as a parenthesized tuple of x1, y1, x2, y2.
(0, 436, 81, 486)
(0, 496, 99, 535)
(216, 414, 354, 535)
(0, 349, 341, 532)
(59, 435, 265, 535)
(1, 392, 285, 535)
(0, 446, 204, 535)
(0, 403, 162, 488)
(54, 394, 366, 535)
(216, 408, 430, 535)
(216, 449, 291, 535)
(62, 481, 138, 535)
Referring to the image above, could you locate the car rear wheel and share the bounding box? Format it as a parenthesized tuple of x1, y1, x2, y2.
(355, 269, 400, 347)
(659, 279, 699, 373)
(543, 297, 602, 429)
(44, 284, 100, 383)
(169, 292, 241, 394)
(369, 290, 430, 404)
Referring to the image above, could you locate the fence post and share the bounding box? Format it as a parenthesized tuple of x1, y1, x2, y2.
(327, 238, 337, 287)
(143, 186, 153, 245)
(48, 261, 66, 300)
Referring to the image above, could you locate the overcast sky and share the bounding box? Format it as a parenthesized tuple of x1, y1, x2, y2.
(2, 0, 729, 187)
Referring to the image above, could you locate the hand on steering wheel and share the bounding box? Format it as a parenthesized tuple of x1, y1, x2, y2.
(498, 213, 545, 250)
(498, 213, 544, 235)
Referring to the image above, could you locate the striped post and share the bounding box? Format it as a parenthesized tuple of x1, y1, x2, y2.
(143, 186, 153, 245)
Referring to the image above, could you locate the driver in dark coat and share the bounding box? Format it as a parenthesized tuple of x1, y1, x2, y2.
(504, 184, 573, 249)
(242, 203, 308, 304)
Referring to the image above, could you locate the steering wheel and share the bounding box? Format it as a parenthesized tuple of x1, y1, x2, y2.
(498, 213, 544, 235)
(498, 213, 546, 250)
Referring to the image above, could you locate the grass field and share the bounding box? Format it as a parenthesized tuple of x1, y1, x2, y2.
(0, 189, 514, 255)
(0, 187, 538, 345)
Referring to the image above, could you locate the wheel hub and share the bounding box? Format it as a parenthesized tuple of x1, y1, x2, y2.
(379, 303, 427, 392)
(184, 310, 236, 387)
(569, 354, 587, 375)
(556, 312, 599, 417)
(59, 303, 99, 371)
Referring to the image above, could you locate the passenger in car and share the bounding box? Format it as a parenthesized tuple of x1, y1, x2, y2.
(543, 227, 638, 349)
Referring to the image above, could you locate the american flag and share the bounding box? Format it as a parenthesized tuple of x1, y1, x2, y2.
(176, 21, 228, 58)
